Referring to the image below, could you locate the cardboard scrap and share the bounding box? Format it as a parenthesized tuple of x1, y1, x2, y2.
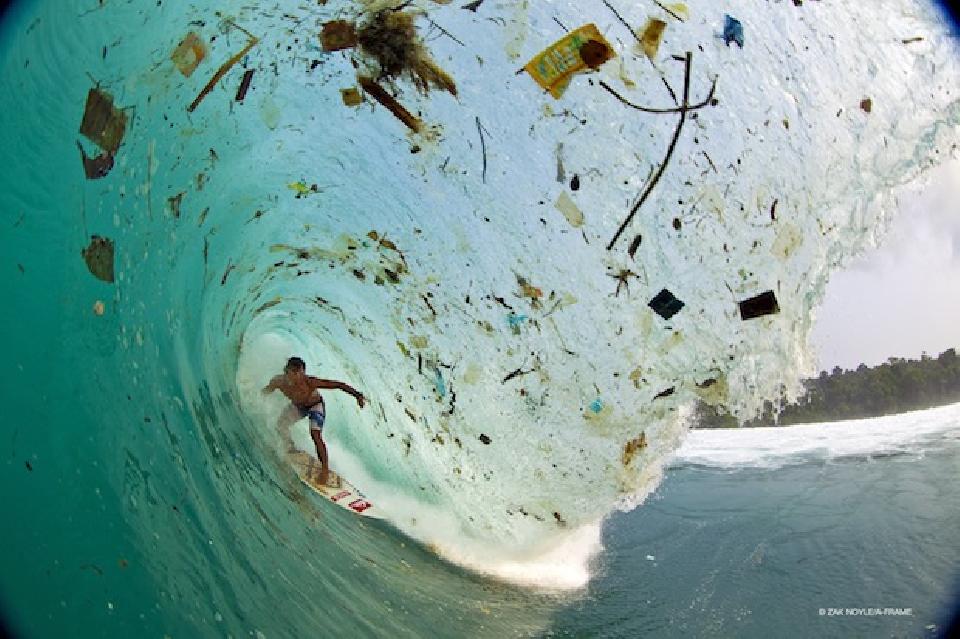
(321, 20, 357, 52)
(524, 23, 615, 98)
(639, 18, 667, 61)
(171, 32, 206, 77)
(82, 235, 115, 283)
(340, 87, 363, 106)
(79, 88, 127, 155)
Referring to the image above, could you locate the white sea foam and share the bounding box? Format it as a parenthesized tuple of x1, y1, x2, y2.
(674, 402, 960, 469)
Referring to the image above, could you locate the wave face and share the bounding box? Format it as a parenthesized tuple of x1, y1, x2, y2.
(1, 0, 958, 636)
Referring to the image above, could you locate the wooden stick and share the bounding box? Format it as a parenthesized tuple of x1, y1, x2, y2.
(358, 77, 421, 132)
(599, 75, 716, 114)
(188, 35, 259, 112)
(607, 51, 692, 251)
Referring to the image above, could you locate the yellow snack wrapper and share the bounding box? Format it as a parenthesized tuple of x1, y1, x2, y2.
(524, 24, 615, 99)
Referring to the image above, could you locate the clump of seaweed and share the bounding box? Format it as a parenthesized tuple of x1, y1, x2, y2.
(357, 10, 457, 96)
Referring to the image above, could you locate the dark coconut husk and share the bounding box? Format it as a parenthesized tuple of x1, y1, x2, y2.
(356, 11, 456, 97)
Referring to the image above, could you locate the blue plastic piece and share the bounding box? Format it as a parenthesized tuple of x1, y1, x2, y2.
(434, 368, 447, 398)
(507, 313, 528, 328)
(589, 398, 604, 414)
(723, 14, 744, 48)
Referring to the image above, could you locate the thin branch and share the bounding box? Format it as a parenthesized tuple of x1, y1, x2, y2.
(652, 0, 684, 22)
(476, 116, 488, 184)
(602, 0, 639, 45)
(426, 18, 465, 46)
(599, 75, 716, 114)
(502, 367, 533, 384)
(607, 51, 693, 251)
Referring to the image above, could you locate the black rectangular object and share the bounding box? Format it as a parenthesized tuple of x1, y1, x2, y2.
(739, 290, 779, 320)
(235, 69, 255, 101)
(648, 288, 684, 320)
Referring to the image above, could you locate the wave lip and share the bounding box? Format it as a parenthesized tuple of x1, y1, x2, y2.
(674, 402, 960, 470)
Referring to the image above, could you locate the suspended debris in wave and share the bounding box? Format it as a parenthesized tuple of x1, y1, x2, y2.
(648, 288, 684, 319)
(739, 290, 780, 320)
(81, 235, 114, 283)
(170, 31, 206, 77)
(524, 23, 615, 98)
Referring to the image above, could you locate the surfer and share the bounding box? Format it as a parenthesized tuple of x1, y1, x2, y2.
(262, 356, 365, 485)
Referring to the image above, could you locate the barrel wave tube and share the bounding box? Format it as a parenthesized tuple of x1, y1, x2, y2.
(0, 0, 957, 637)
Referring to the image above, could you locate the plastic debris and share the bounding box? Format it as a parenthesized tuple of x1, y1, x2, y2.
(517, 276, 543, 300)
(287, 181, 319, 197)
(723, 14, 744, 48)
(738, 290, 780, 320)
(589, 398, 604, 414)
(639, 18, 667, 61)
(187, 23, 258, 112)
(76, 141, 114, 180)
(648, 288, 684, 319)
(621, 432, 646, 465)
(524, 24, 615, 98)
(82, 236, 114, 283)
(506, 313, 528, 333)
(340, 87, 363, 106)
(171, 32, 206, 77)
(860, 97, 872, 113)
(554, 191, 584, 227)
(434, 368, 447, 398)
(79, 88, 126, 155)
(479, 433, 492, 445)
(321, 20, 357, 52)
(92, 300, 105, 315)
(235, 69, 255, 101)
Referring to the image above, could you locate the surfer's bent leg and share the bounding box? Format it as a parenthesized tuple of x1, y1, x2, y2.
(307, 405, 328, 484)
(277, 404, 303, 451)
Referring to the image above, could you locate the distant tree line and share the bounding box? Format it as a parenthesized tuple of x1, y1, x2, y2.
(695, 347, 960, 428)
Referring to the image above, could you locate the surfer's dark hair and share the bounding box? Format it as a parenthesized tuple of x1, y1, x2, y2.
(285, 357, 306, 372)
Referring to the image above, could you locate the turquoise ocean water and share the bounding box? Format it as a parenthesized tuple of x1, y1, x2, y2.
(2, 0, 959, 637)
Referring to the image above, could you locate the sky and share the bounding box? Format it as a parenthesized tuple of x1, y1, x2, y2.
(811, 158, 960, 371)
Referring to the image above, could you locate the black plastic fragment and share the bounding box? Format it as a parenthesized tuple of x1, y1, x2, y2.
(648, 288, 684, 319)
(479, 433, 491, 444)
(654, 387, 675, 400)
(739, 290, 779, 320)
(235, 69, 255, 101)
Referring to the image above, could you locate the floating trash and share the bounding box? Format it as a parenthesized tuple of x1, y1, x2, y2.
(171, 32, 206, 77)
(648, 288, 684, 320)
(739, 290, 780, 320)
(723, 14, 744, 49)
(81, 236, 114, 283)
(321, 20, 357, 52)
(639, 18, 668, 61)
(524, 23, 615, 98)
(79, 87, 126, 155)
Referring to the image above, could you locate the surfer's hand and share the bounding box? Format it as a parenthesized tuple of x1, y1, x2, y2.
(356, 394, 365, 408)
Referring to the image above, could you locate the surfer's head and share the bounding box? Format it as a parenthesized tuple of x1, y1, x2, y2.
(284, 357, 306, 375)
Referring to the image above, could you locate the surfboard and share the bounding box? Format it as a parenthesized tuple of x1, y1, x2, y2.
(286, 450, 384, 519)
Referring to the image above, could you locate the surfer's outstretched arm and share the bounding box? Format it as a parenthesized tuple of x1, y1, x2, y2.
(261, 375, 281, 395)
(312, 378, 365, 408)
